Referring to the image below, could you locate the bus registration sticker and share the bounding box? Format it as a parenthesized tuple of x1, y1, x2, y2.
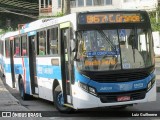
(117, 96, 130, 102)
(123, 63, 130, 69)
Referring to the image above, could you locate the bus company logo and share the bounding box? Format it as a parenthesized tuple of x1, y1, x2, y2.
(134, 83, 143, 89)
(100, 87, 112, 91)
(2, 112, 11, 117)
(119, 84, 132, 91)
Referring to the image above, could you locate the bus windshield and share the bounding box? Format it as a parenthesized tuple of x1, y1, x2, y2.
(76, 28, 154, 71)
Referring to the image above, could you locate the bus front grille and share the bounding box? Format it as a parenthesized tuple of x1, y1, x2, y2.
(98, 89, 146, 103)
(80, 66, 154, 83)
(90, 71, 149, 83)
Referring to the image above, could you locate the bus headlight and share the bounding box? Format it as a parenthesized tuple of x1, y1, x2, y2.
(79, 82, 97, 96)
(79, 82, 88, 91)
(147, 76, 155, 91)
(147, 81, 152, 90)
(88, 86, 96, 95)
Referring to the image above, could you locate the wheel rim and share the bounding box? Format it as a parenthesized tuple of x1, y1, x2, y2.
(57, 92, 64, 106)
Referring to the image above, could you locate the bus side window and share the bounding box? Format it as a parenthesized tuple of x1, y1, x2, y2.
(5, 40, 10, 58)
(38, 30, 46, 56)
(21, 36, 28, 56)
(47, 28, 58, 55)
(14, 37, 20, 56)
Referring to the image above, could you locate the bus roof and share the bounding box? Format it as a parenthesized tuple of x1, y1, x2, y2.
(78, 9, 147, 13)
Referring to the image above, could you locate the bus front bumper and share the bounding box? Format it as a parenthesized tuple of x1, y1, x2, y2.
(72, 82, 156, 109)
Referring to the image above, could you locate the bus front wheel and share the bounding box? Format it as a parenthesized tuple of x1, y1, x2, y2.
(53, 85, 73, 113)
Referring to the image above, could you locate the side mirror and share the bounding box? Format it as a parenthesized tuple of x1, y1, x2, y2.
(71, 39, 76, 52)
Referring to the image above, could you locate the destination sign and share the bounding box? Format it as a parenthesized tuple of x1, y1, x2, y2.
(78, 13, 143, 24)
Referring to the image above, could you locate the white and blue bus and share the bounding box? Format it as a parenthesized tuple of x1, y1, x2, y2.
(0, 10, 156, 113)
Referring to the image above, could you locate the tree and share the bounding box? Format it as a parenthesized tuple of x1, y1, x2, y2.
(149, 6, 160, 31)
(0, 0, 38, 33)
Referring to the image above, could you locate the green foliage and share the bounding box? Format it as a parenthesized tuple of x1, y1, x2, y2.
(55, 12, 64, 17)
(0, 12, 36, 33)
(150, 17, 160, 31)
(38, 12, 64, 19)
(0, 28, 13, 35)
(0, 30, 5, 35)
(148, 6, 160, 31)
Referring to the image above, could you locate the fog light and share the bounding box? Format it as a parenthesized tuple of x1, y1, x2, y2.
(89, 87, 96, 94)
(151, 77, 155, 84)
(147, 81, 151, 90)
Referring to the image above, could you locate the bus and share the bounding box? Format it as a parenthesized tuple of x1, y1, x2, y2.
(0, 32, 17, 80)
(0, 34, 4, 76)
(0, 10, 156, 113)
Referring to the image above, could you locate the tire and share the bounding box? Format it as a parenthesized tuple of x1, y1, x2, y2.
(53, 85, 73, 113)
(19, 78, 30, 100)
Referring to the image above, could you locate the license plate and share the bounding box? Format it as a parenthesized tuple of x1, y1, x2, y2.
(117, 96, 130, 102)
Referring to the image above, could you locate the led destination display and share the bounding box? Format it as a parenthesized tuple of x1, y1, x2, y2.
(78, 13, 143, 24)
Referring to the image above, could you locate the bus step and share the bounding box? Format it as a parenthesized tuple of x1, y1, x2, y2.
(32, 94, 39, 98)
(63, 104, 74, 108)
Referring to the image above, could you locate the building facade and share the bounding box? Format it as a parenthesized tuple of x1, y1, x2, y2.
(39, 0, 159, 16)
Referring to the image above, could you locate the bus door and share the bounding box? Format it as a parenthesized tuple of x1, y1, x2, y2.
(60, 22, 74, 105)
(9, 39, 15, 88)
(28, 33, 38, 95)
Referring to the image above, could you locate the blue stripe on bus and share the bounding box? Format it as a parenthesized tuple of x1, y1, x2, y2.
(4, 64, 11, 73)
(6, 64, 62, 80)
(14, 64, 23, 74)
(20, 29, 25, 34)
(5, 62, 155, 93)
(36, 65, 62, 80)
(27, 31, 36, 36)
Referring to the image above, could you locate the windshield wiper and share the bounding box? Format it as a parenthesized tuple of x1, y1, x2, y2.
(98, 30, 116, 50)
(74, 32, 82, 61)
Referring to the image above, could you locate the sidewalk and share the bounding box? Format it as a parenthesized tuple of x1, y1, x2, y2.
(0, 77, 28, 111)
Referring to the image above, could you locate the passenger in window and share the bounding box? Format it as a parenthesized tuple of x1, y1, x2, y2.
(22, 49, 27, 56)
(14, 47, 20, 56)
(39, 48, 45, 55)
(6, 50, 9, 57)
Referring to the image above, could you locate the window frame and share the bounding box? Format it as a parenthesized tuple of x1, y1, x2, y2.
(77, 0, 85, 7)
(47, 27, 59, 56)
(14, 37, 21, 57)
(37, 29, 47, 56)
(105, 0, 112, 5)
(58, 0, 61, 8)
(86, 0, 93, 6)
(5, 39, 10, 58)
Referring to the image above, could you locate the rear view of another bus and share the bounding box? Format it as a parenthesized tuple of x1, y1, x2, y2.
(1, 32, 18, 88)
(0, 34, 5, 77)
